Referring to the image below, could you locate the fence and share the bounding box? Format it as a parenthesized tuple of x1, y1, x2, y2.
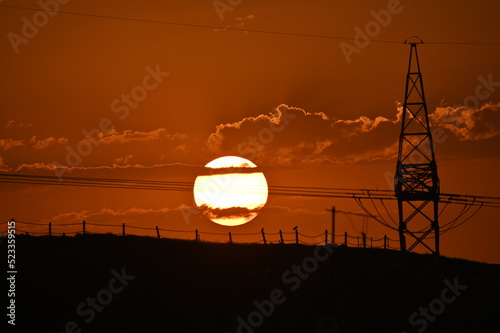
(0, 219, 399, 250)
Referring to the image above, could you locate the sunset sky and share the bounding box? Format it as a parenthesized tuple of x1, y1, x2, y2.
(1, 0, 499, 263)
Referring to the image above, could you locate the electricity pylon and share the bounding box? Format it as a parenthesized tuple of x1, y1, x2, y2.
(395, 37, 440, 257)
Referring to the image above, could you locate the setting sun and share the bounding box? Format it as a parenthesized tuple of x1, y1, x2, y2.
(193, 156, 268, 226)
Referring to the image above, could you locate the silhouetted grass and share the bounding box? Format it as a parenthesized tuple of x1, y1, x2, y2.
(7, 234, 500, 333)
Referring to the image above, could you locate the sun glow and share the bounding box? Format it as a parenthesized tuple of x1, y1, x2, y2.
(193, 156, 268, 226)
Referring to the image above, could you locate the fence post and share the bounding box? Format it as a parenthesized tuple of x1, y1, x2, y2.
(344, 232, 347, 245)
(122, 223, 126, 236)
(156, 226, 161, 239)
(384, 235, 387, 249)
(49, 222, 52, 237)
(261, 228, 266, 245)
(82, 220, 86, 235)
(362, 233, 366, 248)
(295, 228, 299, 245)
(195, 229, 199, 241)
(325, 230, 328, 246)
(279, 230, 284, 244)
(229, 232, 232, 244)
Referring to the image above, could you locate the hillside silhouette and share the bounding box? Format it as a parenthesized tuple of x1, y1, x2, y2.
(8, 234, 500, 333)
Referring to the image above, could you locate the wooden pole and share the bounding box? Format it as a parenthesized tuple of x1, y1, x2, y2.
(362, 233, 366, 248)
(195, 229, 199, 241)
(325, 230, 328, 246)
(82, 220, 86, 235)
(295, 228, 299, 245)
(261, 228, 266, 245)
(279, 230, 284, 244)
(156, 226, 161, 239)
(48, 222, 52, 237)
(229, 232, 232, 244)
(122, 223, 126, 236)
(331, 206, 336, 244)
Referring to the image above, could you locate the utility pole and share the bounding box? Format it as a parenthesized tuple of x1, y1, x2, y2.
(325, 206, 336, 244)
(331, 206, 335, 244)
(395, 37, 440, 258)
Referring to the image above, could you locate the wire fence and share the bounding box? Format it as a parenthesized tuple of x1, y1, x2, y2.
(0, 219, 399, 249)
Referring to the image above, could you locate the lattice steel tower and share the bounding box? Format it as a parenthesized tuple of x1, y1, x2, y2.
(395, 37, 440, 256)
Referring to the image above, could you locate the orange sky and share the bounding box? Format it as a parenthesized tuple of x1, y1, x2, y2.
(1, 0, 499, 263)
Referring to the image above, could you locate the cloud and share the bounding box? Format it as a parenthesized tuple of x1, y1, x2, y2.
(333, 115, 392, 137)
(14, 161, 198, 172)
(0, 139, 25, 150)
(29, 136, 68, 150)
(44, 207, 183, 225)
(174, 144, 188, 154)
(338, 142, 399, 164)
(0, 136, 67, 151)
(112, 154, 133, 164)
(45, 210, 92, 224)
(99, 128, 186, 145)
(197, 204, 262, 222)
(0, 156, 8, 171)
(5, 120, 33, 128)
(205, 102, 500, 166)
(264, 204, 327, 216)
(207, 104, 327, 152)
(430, 102, 500, 141)
(214, 14, 256, 32)
(206, 104, 398, 166)
(5, 103, 498, 174)
(234, 14, 255, 28)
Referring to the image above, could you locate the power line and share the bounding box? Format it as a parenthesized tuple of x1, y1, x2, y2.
(0, 4, 394, 42)
(424, 41, 500, 45)
(0, 172, 396, 200)
(0, 173, 496, 237)
(0, 173, 498, 208)
(2, 4, 500, 45)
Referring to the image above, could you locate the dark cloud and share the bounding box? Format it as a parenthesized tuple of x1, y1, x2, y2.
(206, 103, 500, 166)
(198, 204, 262, 221)
(206, 104, 399, 166)
(0, 138, 24, 150)
(430, 102, 500, 141)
